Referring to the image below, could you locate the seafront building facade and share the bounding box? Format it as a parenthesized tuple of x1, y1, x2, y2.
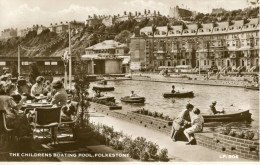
(130, 18, 259, 72)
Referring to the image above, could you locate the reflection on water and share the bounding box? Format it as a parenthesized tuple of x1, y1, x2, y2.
(89, 80, 259, 131)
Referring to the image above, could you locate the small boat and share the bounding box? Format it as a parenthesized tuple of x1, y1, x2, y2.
(120, 96, 145, 103)
(202, 110, 251, 123)
(97, 80, 108, 85)
(96, 96, 115, 103)
(245, 85, 259, 91)
(92, 86, 115, 92)
(163, 91, 194, 98)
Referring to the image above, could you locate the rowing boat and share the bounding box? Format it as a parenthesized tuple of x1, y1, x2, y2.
(120, 96, 145, 103)
(202, 110, 251, 122)
(163, 91, 194, 98)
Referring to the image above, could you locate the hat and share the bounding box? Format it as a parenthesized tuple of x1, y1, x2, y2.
(36, 76, 45, 83)
(212, 101, 217, 104)
(17, 79, 27, 86)
(0, 75, 8, 81)
(52, 80, 63, 88)
(11, 78, 18, 83)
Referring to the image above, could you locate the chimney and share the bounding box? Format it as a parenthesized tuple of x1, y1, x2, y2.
(134, 26, 140, 37)
(135, 11, 138, 16)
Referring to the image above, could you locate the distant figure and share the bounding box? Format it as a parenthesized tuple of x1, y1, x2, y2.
(130, 91, 137, 97)
(102, 80, 107, 85)
(171, 85, 176, 93)
(210, 101, 224, 114)
(94, 90, 103, 98)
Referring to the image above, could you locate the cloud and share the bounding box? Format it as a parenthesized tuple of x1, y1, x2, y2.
(0, 4, 108, 30)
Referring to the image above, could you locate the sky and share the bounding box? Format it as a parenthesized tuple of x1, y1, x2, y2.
(0, 0, 253, 32)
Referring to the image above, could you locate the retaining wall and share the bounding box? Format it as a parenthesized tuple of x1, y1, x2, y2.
(195, 133, 259, 161)
(90, 102, 259, 161)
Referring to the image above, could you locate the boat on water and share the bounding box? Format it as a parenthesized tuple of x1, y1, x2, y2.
(245, 85, 259, 91)
(120, 96, 145, 103)
(92, 86, 115, 91)
(202, 110, 251, 123)
(95, 96, 115, 103)
(163, 91, 194, 98)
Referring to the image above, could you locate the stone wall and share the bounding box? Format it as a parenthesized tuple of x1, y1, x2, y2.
(90, 102, 172, 135)
(195, 133, 259, 161)
(90, 102, 259, 161)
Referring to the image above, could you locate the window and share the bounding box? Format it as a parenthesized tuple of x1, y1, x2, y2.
(45, 62, 51, 65)
(0, 61, 6, 66)
(22, 61, 31, 65)
(51, 62, 58, 65)
(204, 60, 206, 65)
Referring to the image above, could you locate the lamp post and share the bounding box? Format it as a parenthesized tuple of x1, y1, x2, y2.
(62, 51, 69, 89)
(69, 22, 72, 90)
(196, 41, 201, 76)
(18, 45, 21, 77)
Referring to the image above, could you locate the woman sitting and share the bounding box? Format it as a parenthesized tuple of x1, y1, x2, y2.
(184, 108, 204, 145)
(51, 80, 68, 107)
(0, 83, 32, 138)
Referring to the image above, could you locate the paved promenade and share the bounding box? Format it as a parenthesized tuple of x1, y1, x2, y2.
(90, 112, 250, 162)
(131, 74, 256, 88)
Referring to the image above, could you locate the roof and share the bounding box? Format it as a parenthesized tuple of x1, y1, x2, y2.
(186, 24, 198, 29)
(216, 22, 229, 28)
(201, 23, 214, 29)
(86, 40, 125, 50)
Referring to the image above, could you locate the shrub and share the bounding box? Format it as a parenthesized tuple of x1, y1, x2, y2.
(148, 111, 153, 116)
(152, 111, 158, 118)
(220, 127, 231, 135)
(228, 130, 236, 137)
(158, 148, 169, 162)
(235, 131, 245, 139)
(140, 151, 150, 161)
(245, 131, 254, 140)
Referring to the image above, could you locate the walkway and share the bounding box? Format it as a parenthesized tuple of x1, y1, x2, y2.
(90, 112, 250, 162)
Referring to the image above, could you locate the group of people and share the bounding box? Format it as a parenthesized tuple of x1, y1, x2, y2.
(0, 74, 72, 140)
(170, 84, 225, 144)
(170, 103, 204, 145)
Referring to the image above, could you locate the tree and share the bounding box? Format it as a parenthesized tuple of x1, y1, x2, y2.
(29, 62, 40, 83)
(166, 23, 173, 36)
(114, 30, 132, 43)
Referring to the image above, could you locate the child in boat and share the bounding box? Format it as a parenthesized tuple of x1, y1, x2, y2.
(130, 91, 137, 97)
(171, 85, 176, 93)
(210, 101, 224, 114)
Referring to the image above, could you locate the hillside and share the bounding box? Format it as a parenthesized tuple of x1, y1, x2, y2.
(0, 7, 258, 58)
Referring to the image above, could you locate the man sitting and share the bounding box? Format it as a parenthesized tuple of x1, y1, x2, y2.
(130, 91, 137, 97)
(171, 85, 176, 93)
(210, 101, 224, 114)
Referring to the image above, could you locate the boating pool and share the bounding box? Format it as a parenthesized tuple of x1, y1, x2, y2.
(89, 80, 259, 132)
